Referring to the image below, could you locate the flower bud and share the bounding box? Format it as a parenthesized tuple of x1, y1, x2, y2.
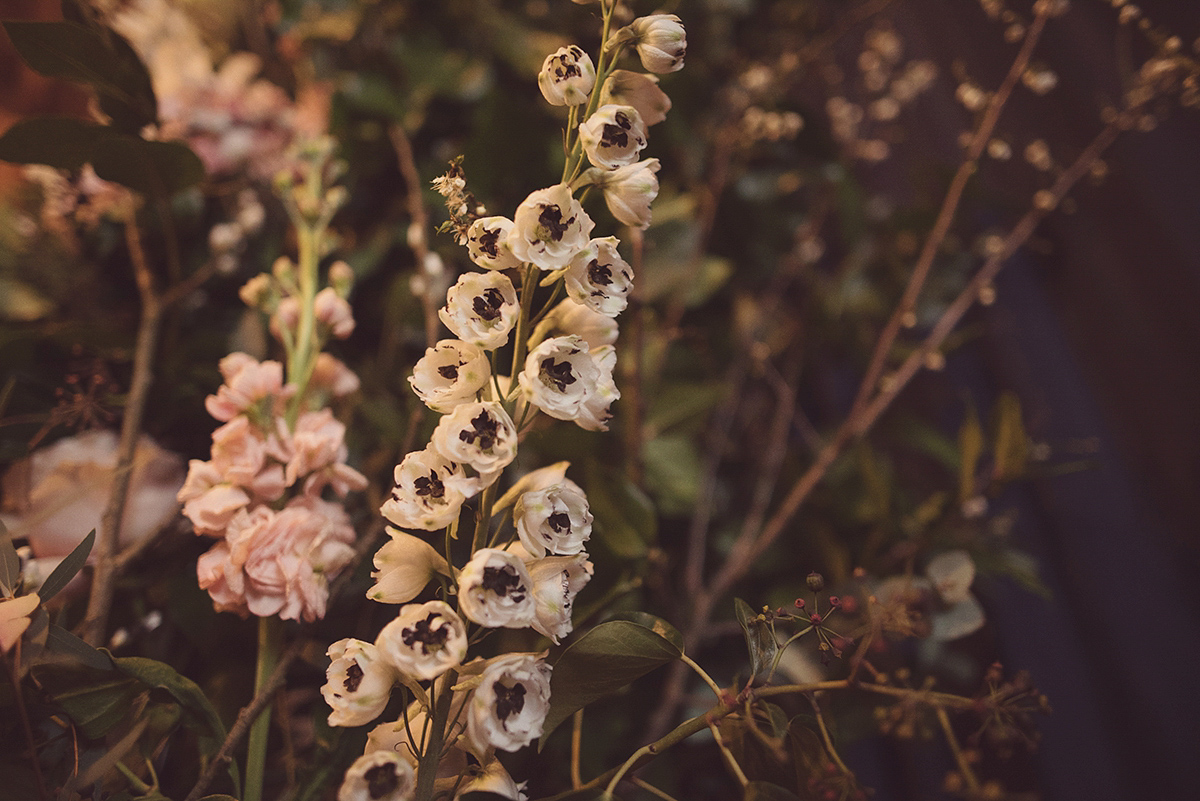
(806, 572, 825, 592)
(538, 45, 596, 106)
(314, 286, 355, 338)
(600, 70, 672, 126)
(367, 529, 451, 603)
(328, 260, 355, 297)
(238, 273, 274, 310)
(628, 14, 686, 74)
(579, 104, 647, 169)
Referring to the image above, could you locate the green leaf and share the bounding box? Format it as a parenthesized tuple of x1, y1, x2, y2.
(0, 116, 114, 170)
(642, 435, 703, 516)
(744, 781, 803, 801)
(991, 391, 1028, 483)
(541, 618, 683, 745)
(44, 623, 116, 670)
(585, 464, 656, 559)
(761, 701, 790, 740)
(114, 656, 229, 757)
(957, 403, 983, 502)
(91, 137, 205, 196)
(35, 663, 143, 739)
(605, 612, 685, 654)
(1, 20, 156, 133)
(0, 519, 19, 596)
(38, 529, 93, 602)
(734, 598, 777, 679)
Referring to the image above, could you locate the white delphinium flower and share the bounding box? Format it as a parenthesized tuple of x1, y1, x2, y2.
(584, 158, 660, 229)
(527, 554, 593, 643)
(409, 339, 491, 413)
(466, 216, 524, 271)
(924, 550, 985, 640)
(579, 105, 647, 169)
(458, 549, 536, 628)
(322, 639, 395, 727)
(439, 271, 519, 350)
(375, 600, 468, 680)
(367, 529, 452, 603)
(508, 184, 594, 271)
(574, 345, 619, 432)
(628, 14, 687, 73)
(337, 751, 415, 801)
(430, 401, 519, 482)
(599, 70, 672, 126)
(467, 653, 553, 753)
(518, 336, 603, 424)
(530, 299, 619, 350)
(565, 237, 633, 317)
(538, 45, 596, 106)
(381, 446, 471, 531)
(514, 482, 592, 557)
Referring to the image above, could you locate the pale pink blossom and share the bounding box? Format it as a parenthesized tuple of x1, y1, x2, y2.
(204, 354, 292, 422)
(178, 460, 251, 536)
(310, 354, 361, 397)
(314, 287, 356, 339)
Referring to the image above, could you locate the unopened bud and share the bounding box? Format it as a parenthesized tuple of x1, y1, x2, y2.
(806, 571, 825, 592)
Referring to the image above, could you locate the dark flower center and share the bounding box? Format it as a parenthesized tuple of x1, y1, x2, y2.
(482, 565, 527, 602)
(364, 764, 400, 799)
(548, 511, 572, 534)
(600, 111, 634, 149)
(459, 410, 501, 451)
(540, 358, 577, 392)
(343, 662, 365, 693)
(478, 227, 501, 258)
(587, 259, 613, 286)
(494, 681, 527, 721)
(537, 204, 574, 242)
(413, 470, 445, 499)
(402, 612, 451, 655)
(437, 362, 459, 380)
(473, 287, 506, 321)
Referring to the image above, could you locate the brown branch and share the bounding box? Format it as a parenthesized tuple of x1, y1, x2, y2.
(849, 2, 1052, 419)
(388, 123, 439, 349)
(81, 220, 163, 646)
(183, 640, 303, 801)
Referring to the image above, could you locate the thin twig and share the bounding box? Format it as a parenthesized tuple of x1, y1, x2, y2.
(184, 640, 303, 801)
(81, 220, 163, 646)
(388, 123, 439, 349)
(936, 704, 980, 793)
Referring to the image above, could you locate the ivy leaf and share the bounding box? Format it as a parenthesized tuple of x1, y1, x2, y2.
(734, 598, 777, 679)
(0, 116, 115, 170)
(1, 20, 156, 133)
(38, 529, 93, 603)
(540, 616, 683, 746)
(114, 656, 230, 763)
(744, 781, 803, 801)
(91, 137, 205, 196)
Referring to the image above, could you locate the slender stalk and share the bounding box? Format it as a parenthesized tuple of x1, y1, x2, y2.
(571, 710, 584, 789)
(244, 616, 284, 801)
(631, 778, 681, 801)
(414, 670, 457, 801)
(936, 705, 980, 793)
(707, 718, 749, 787)
(808, 693, 851, 775)
(680, 653, 723, 700)
(5, 644, 48, 801)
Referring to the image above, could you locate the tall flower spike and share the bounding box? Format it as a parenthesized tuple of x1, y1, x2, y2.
(579, 105, 647, 170)
(538, 45, 596, 106)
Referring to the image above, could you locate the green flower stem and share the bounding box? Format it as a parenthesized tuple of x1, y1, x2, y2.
(286, 215, 324, 428)
(562, 2, 623, 183)
(680, 653, 723, 700)
(507, 264, 540, 414)
(414, 670, 458, 801)
(244, 615, 284, 801)
(472, 481, 499, 555)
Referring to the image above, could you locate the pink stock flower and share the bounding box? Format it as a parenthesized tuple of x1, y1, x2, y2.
(197, 495, 356, 622)
(283, 409, 368, 497)
(314, 287, 356, 339)
(204, 354, 293, 423)
(178, 460, 251, 536)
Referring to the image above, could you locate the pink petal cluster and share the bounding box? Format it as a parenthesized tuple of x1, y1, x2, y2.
(196, 496, 355, 622)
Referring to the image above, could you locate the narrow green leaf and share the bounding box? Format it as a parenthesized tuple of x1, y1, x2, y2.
(744, 781, 803, 801)
(91, 137, 205, 196)
(992, 391, 1029, 483)
(734, 598, 776, 678)
(38, 529, 93, 602)
(0, 520, 19, 596)
(541, 619, 683, 745)
(1, 20, 156, 133)
(34, 663, 142, 739)
(957, 403, 983, 502)
(0, 116, 114, 170)
(44, 623, 116, 671)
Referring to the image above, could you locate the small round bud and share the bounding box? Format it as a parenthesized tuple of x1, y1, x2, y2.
(806, 571, 825, 592)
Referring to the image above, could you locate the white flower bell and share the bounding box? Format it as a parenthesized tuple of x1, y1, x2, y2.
(467, 653, 553, 752)
(628, 14, 687, 73)
(337, 751, 415, 801)
(565, 236, 633, 317)
(585, 158, 660, 229)
(514, 481, 593, 558)
(458, 548, 537, 629)
(518, 336, 604, 424)
(466, 216, 524, 271)
(439, 271, 519, 350)
(528, 554, 593, 643)
(538, 45, 596, 106)
(321, 638, 395, 727)
(508, 184, 594, 271)
(430, 401, 519, 482)
(375, 600, 468, 680)
(409, 339, 491, 413)
(380, 446, 471, 531)
(579, 104, 647, 170)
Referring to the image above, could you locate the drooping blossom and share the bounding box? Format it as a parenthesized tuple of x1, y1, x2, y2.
(519, 337, 607, 426)
(573, 345, 620, 432)
(375, 600, 468, 680)
(458, 549, 537, 629)
(565, 237, 633, 317)
(514, 481, 592, 558)
(367, 529, 452, 603)
(599, 70, 672, 126)
(538, 45, 596, 106)
(322, 638, 396, 727)
(409, 340, 491, 413)
(466, 653, 553, 753)
(337, 751, 415, 801)
(529, 299, 619, 350)
(585, 158, 660, 229)
(508, 185, 594, 271)
(628, 14, 687, 73)
(466, 216, 524, 271)
(527, 554, 593, 644)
